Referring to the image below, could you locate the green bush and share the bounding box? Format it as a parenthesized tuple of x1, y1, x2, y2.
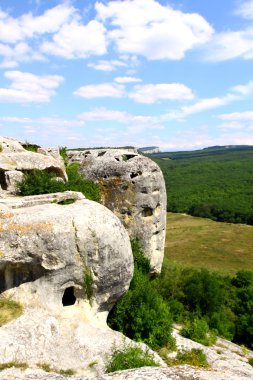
(108, 241, 174, 350)
(105, 344, 159, 373)
(17, 169, 65, 196)
(16, 164, 100, 202)
(181, 318, 216, 346)
(176, 348, 209, 368)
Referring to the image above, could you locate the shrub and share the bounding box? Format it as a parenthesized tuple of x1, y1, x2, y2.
(181, 318, 216, 346)
(59, 146, 68, 166)
(0, 298, 23, 326)
(105, 343, 159, 373)
(176, 348, 209, 368)
(108, 241, 174, 349)
(17, 169, 65, 196)
(16, 164, 100, 202)
(248, 357, 253, 367)
(65, 164, 100, 202)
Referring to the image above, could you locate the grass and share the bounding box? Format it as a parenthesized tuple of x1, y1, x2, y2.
(0, 361, 28, 371)
(166, 213, 253, 274)
(0, 298, 23, 326)
(37, 363, 75, 375)
(160, 348, 209, 368)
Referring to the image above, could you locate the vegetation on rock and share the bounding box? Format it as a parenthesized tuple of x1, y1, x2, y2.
(105, 343, 159, 373)
(17, 163, 100, 202)
(0, 298, 23, 326)
(108, 240, 175, 350)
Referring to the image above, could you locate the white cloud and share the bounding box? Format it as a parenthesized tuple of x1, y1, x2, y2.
(0, 71, 64, 103)
(205, 29, 253, 61)
(41, 20, 107, 59)
(219, 111, 253, 121)
(74, 83, 125, 98)
(0, 3, 76, 43)
(78, 107, 157, 124)
(0, 42, 45, 68)
(231, 80, 253, 95)
(95, 0, 213, 60)
(236, 0, 253, 19)
(114, 76, 142, 83)
(129, 83, 194, 104)
(181, 94, 238, 115)
(167, 80, 253, 118)
(87, 59, 127, 71)
(217, 111, 253, 130)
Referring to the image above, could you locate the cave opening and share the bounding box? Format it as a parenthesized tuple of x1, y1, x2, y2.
(62, 286, 76, 306)
(0, 170, 7, 190)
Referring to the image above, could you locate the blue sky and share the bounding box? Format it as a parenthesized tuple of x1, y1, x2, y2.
(0, 0, 253, 150)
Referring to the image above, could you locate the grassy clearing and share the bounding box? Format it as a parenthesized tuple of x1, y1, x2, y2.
(166, 213, 253, 274)
(0, 298, 23, 326)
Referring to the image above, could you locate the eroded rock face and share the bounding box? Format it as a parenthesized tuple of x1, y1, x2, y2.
(0, 192, 137, 377)
(0, 192, 133, 312)
(67, 149, 166, 274)
(0, 136, 67, 193)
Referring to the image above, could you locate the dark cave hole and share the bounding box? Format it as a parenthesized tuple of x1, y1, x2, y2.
(0, 170, 7, 190)
(62, 286, 76, 306)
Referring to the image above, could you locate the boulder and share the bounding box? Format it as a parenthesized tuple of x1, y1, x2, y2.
(0, 136, 67, 193)
(0, 192, 133, 312)
(67, 149, 167, 274)
(0, 192, 135, 376)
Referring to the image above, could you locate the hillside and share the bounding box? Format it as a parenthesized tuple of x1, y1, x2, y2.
(166, 213, 253, 274)
(151, 146, 253, 225)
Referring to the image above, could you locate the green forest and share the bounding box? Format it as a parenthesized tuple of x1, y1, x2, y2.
(150, 146, 253, 225)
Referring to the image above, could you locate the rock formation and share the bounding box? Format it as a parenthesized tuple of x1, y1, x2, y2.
(0, 136, 67, 194)
(67, 149, 166, 274)
(0, 191, 135, 376)
(0, 191, 133, 311)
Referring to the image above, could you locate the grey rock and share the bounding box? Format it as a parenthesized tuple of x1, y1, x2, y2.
(0, 193, 133, 311)
(0, 192, 135, 377)
(67, 149, 166, 274)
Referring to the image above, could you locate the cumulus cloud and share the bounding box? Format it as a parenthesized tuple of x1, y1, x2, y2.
(74, 83, 125, 98)
(0, 71, 64, 103)
(129, 83, 194, 104)
(0, 3, 75, 43)
(95, 0, 213, 60)
(41, 20, 107, 59)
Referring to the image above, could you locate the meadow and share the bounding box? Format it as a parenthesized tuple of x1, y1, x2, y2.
(166, 213, 253, 274)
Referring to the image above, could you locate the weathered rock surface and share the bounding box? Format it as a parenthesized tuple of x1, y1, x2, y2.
(0, 191, 135, 377)
(67, 149, 166, 274)
(0, 136, 67, 193)
(0, 192, 133, 311)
